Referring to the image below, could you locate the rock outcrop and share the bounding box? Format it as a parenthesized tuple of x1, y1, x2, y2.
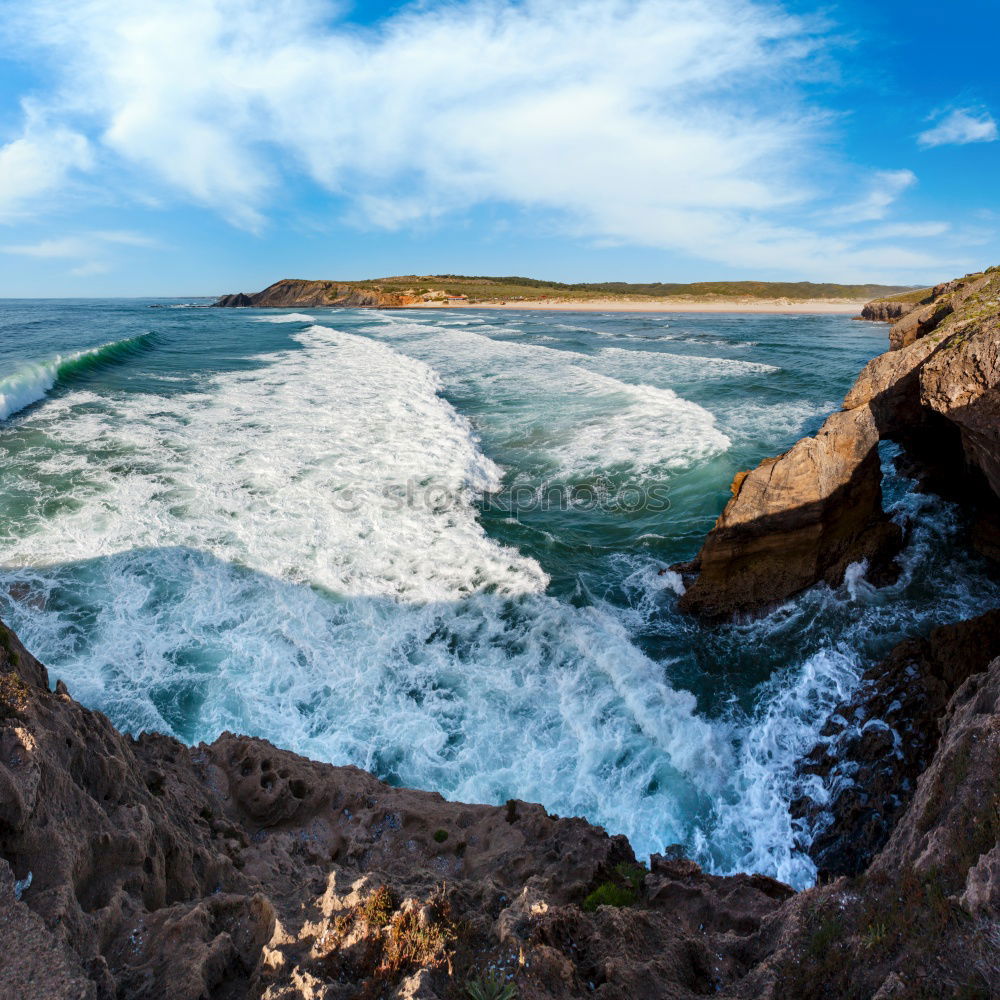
(676, 407, 901, 620)
(858, 298, 919, 322)
(678, 268, 1000, 620)
(214, 279, 418, 309)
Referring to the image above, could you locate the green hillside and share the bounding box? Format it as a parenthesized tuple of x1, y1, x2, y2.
(347, 274, 917, 303)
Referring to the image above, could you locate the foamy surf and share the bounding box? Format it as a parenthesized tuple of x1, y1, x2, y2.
(3, 302, 998, 893)
(359, 315, 732, 480)
(251, 313, 317, 323)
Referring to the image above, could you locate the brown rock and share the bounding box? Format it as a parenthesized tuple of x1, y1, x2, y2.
(858, 298, 919, 323)
(679, 266, 1000, 620)
(214, 278, 417, 309)
(678, 405, 901, 620)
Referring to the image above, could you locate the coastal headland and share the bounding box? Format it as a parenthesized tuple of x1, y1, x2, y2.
(214, 275, 919, 315)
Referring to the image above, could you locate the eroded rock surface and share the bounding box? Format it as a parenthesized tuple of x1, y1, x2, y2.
(859, 298, 919, 323)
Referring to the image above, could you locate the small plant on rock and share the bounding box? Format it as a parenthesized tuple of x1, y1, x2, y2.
(0, 671, 30, 719)
(581, 860, 647, 912)
(466, 970, 518, 1000)
(361, 884, 396, 927)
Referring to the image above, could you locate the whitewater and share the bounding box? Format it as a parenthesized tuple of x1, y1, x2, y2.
(1, 300, 997, 889)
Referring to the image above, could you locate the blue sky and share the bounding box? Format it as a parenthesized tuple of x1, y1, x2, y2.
(0, 0, 996, 296)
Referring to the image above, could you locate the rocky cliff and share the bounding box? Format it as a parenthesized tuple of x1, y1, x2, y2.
(679, 267, 1000, 619)
(2, 611, 998, 999)
(214, 280, 418, 309)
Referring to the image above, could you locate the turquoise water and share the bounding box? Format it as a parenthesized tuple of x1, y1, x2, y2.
(1, 300, 997, 888)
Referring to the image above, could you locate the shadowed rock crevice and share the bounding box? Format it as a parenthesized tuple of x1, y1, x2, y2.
(791, 609, 1000, 879)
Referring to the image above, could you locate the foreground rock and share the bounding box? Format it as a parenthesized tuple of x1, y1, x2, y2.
(3, 613, 998, 998)
(679, 267, 1000, 620)
(215, 279, 418, 309)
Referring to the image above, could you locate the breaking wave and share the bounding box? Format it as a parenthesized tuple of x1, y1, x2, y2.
(0, 333, 158, 420)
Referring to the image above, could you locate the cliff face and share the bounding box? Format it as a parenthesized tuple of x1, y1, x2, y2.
(3, 611, 998, 999)
(214, 279, 418, 309)
(679, 268, 1000, 620)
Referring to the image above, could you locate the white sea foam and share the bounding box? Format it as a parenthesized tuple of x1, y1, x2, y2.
(594, 344, 779, 378)
(1, 325, 541, 601)
(717, 398, 835, 445)
(0, 322, 740, 865)
(3, 312, 997, 892)
(251, 313, 316, 323)
(362, 315, 732, 478)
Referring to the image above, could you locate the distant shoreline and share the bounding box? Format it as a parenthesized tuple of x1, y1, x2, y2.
(404, 298, 868, 315)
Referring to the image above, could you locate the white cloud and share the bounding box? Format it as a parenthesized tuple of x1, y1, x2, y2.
(918, 107, 998, 148)
(839, 170, 917, 223)
(0, 0, 970, 278)
(869, 221, 950, 239)
(0, 109, 92, 222)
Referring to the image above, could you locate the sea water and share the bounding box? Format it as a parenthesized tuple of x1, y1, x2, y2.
(1, 299, 996, 889)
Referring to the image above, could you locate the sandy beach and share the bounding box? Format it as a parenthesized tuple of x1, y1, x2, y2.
(405, 298, 868, 314)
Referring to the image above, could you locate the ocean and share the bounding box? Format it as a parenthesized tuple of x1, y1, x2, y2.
(1, 300, 996, 889)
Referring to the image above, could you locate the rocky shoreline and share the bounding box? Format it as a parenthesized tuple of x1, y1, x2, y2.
(3, 269, 999, 999)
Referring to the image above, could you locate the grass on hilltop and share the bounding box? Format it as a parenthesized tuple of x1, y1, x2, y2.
(342, 274, 918, 303)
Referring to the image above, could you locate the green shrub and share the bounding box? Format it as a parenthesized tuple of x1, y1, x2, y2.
(0, 671, 30, 719)
(361, 885, 396, 927)
(466, 970, 518, 1000)
(582, 861, 647, 912)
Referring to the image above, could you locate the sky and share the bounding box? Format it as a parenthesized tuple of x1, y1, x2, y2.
(0, 0, 997, 296)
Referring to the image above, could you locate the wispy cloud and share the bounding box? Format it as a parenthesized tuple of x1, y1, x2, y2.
(918, 107, 998, 148)
(1, 229, 158, 274)
(0, 0, 972, 279)
(839, 170, 917, 223)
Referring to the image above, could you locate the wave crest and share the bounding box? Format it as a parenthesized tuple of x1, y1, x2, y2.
(0, 333, 158, 420)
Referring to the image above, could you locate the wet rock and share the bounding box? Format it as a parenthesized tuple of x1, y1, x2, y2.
(793, 609, 1000, 879)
